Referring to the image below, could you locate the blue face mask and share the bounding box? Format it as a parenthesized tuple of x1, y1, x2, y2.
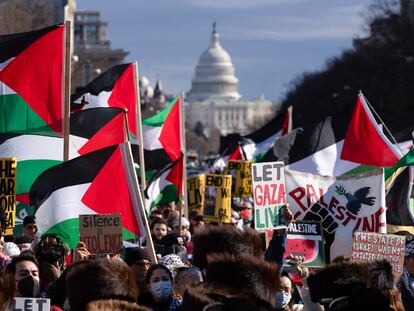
(275, 291, 291, 309)
(150, 280, 172, 300)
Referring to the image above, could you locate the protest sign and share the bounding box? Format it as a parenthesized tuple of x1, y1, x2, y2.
(285, 168, 386, 261)
(252, 162, 286, 231)
(203, 174, 231, 223)
(226, 160, 253, 198)
(13, 298, 50, 311)
(352, 231, 405, 276)
(284, 221, 325, 267)
(79, 214, 122, 254)
(187, 175, 205, 212)
(0, 158, 17, 236)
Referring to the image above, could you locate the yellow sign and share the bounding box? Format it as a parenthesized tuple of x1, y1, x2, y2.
(0, 158, 17, 236)
(187, 175, 205, 212)
(226, 160, 253, 198)
(203, 174, 232, 223)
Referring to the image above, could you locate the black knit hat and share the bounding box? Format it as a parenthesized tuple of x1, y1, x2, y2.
(124, 247, 151, 266)
(23, 216, 36, 227)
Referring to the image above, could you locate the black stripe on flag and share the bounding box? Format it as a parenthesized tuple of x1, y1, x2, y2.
(29, 145, 118, 208)
(71, 63, 131, 104)
(0, 25, 61, 63)
(70, 107, 124, 139)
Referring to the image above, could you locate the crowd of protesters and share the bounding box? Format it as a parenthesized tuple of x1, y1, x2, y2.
(0, 201, 413, 311)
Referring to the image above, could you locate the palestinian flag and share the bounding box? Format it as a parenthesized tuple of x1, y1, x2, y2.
(215, 106, 292, 169)
(30, 143, 145, 248)
(140, 96, 181, 175)
(0, 25, 65, 136)
(144, 155, 183, 213)
(1, 108, 126, 204)
(71, 63, 138, 137)
(284, 93, 402, 176)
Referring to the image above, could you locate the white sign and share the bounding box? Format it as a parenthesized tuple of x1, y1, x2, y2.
(13, 298, 50, 311)
(285, 168, 386, 261)
(252, 162, 286, 231)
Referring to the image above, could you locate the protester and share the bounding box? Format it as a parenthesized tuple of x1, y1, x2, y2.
(141, 263, 181, 311)
(158, 254, 186, 276)
(398, 238, 414, 309)
(151, 219, 168, 244)
(7, 252, 40, 298)
(15, 216, 38, 244)
(174, 266, 203, 298)
(188, 210, 204, 234)
(34, 234, 68, 296)
(0, 269, 14, 310)
(276, 273, 303, 311)
(66, 258, 139, 311)
(172, 217, 191, 243)
(124, 247, 152, 295)
(86, 299, 150, 311)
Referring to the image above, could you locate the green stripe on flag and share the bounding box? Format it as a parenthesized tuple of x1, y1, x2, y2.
(16, 160, 62, 194)
(142, 95, 178, 127)
(0, 94, 57, 135)
(385, 148, 414, 180)
(341, 165, 378, 176)
(148, 184, 178, 210)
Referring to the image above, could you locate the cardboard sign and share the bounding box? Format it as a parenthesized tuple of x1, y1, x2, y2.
(187, 175, 205, 212)
(79, 214, 122, 254)
(226, 160, 252, 198)
(203, 174, 232, 223)
(0, 158, 17, 236)
(252, 162, 286, 231)
(284, 221, 325, 267)
(352, 232, 406, 276)
(13, 298, 50, 311)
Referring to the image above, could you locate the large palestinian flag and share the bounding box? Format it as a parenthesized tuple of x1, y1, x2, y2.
(140, 96, 181, 175)
(144, 155, 183, 213)
(1, 108, 126, 204)
(283, 93, 402, 176)
(30, 143, 145, 248)
(215, 106, 292, 168)
(0, 25, 65, 136)
(71, 63, 138, 137)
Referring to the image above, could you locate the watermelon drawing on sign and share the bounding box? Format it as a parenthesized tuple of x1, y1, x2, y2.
(284, 238, 319, 264)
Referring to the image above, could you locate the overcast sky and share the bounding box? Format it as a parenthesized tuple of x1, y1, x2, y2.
(77, 0, 374, 101)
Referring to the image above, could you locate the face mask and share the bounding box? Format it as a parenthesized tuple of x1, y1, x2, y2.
(150, 280, 172, 300)
(275, 291, 291, 309)
(18, 275, 39, 297)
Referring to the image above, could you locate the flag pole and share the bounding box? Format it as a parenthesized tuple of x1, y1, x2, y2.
(132, 62, 147, 202)
(121, 141, 158, 264)
(63, 21, 72, 162)
(179, 92, 188, 220)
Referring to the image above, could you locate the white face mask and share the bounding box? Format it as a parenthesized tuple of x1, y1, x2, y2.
(275, 291, 291, 309)
(150, 280, 172, 300)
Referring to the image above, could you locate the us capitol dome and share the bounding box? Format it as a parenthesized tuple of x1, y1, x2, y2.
(187, 22, 241, 101)
(186, 23, 280, 136)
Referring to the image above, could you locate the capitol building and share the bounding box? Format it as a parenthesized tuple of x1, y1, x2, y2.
(186, 24, 280, 136)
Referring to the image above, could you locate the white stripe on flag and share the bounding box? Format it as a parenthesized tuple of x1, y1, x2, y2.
(287, 140, 359, 176)
(35, 183, 94, 235)
(73, 91, 112, 109)
(143, 125, 163, 150)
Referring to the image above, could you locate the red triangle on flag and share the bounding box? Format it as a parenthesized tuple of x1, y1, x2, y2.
(78, 112, 125, 156)
(108, 64, 137, 136)
(0, 26, 64, 134)
(341, 95, 400, 167)
(159, 97, 181, 161)
(229, 146, 243, 160)
(81, 146, 140, 236)
(166, 155, 183, 196)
